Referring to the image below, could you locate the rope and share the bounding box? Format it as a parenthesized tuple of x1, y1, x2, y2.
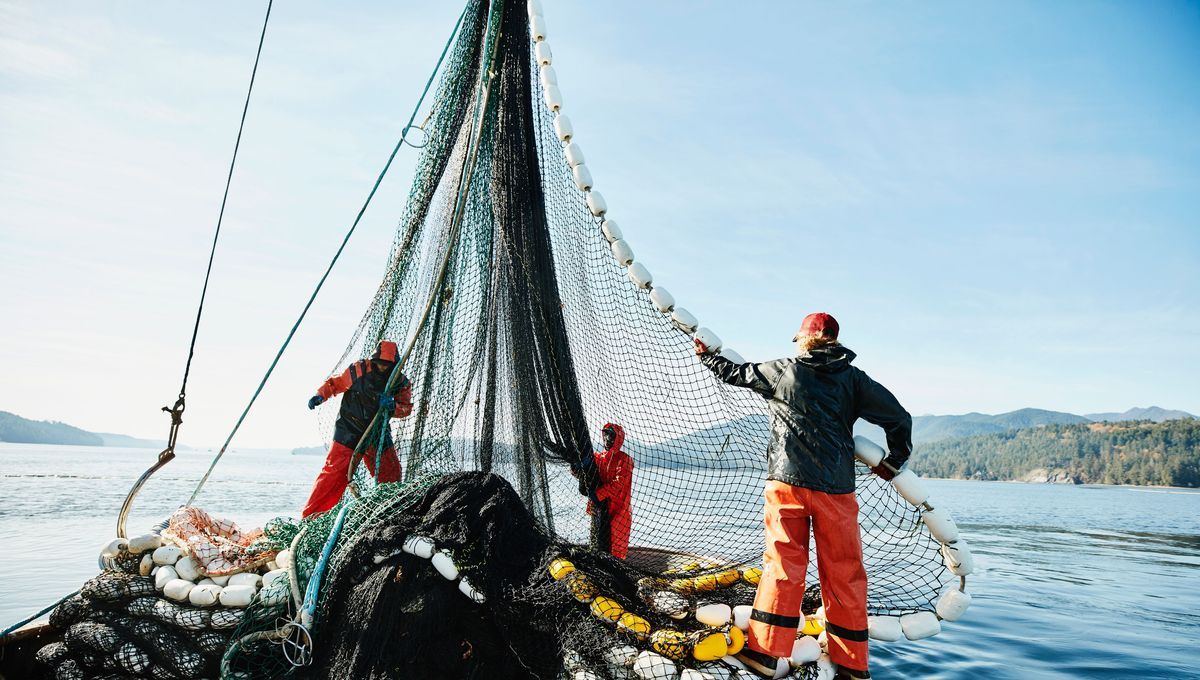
(115, 0, 274, 539)
(186, 3, 471, 507)
(0, 590, 79, 640)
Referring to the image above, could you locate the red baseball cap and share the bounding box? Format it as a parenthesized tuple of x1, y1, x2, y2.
(795, 312, 839, 340)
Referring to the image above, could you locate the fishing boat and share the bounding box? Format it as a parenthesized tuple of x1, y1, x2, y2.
(0, 2, 973, 679)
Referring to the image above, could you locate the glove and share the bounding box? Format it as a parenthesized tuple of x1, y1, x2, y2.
(379, 394, 396, 412)
(307, 395, 324, 410)
(871, 457, 901, 481)
(694, 338, 710, 355)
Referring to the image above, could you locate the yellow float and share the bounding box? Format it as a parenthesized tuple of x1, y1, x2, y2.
(650, 629, 688, 661)
(741, 567, 762, 586)
(548, 558, 575, 581)
(801, 615, 825, 636)
(590, 596, 624, 622)
(726, 625, 746, 655)
(690, 631, 729, 661)
(565, 572, 597, 603)
(617, 612, 651, 639)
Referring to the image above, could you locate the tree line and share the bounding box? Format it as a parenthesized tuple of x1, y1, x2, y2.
(908, 419, 1200, 488)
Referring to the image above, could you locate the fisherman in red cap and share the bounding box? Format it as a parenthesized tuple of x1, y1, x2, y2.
(301, 339, 414, 518)
(587, 423, 634, 559)
(695, 313, 912, 680)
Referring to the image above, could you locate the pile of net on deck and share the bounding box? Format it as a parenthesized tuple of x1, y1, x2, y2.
(33, 511, 297, 679)
(221, 0, 960, 678)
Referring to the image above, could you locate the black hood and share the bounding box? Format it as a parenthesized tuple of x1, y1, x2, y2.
(798, 344, 856, 373)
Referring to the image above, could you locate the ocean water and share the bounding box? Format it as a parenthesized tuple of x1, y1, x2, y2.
(2, 443, 1198, 678)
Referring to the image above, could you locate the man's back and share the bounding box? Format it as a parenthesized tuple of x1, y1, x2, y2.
(701, 344, 911, 494)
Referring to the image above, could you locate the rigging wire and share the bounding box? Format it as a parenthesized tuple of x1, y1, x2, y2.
(186, 3, 472, 506)
(115, 0, 274, 538)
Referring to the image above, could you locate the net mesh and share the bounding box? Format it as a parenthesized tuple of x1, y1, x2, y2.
(312, 0, 947, 616)
(32, 1, 953, 678)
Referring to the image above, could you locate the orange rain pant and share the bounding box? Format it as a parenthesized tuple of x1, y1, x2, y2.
(301, 441, 402, 518)
(748, 480, 870, 675)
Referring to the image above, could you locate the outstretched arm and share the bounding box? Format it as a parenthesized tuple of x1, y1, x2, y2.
(316, 366, 354, 400)
(697, 343, 775, 398)
(856, 369, 913, 472)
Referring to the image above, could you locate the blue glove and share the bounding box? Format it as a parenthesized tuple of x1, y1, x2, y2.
(308, 395, 324, 410)
(379, 394, 395, 412)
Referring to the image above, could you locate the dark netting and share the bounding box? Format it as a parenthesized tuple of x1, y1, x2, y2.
(30, 1, 957, 678)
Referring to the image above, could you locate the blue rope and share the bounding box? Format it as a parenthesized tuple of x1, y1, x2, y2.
(185, 3, 470, 507)
(299, 501, 354, 628)
(0, 590, 79, 640)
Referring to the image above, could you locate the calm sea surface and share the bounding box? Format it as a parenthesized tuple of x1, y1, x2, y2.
(2, 443, 1198, 678)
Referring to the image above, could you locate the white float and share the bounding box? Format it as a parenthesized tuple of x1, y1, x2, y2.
(530, 14, 548, 41)
(572, 671, 600, 680)
(154, 566, 178, 591)
(603, 644, 638, 668)
(719, 347, 746, 364)
(572, 164, 594, 191)
(526, 0, 543, 17)
(600, 219, 623, 243)
(543, 84, 563, 112)
(921, 506, 960, 544)
(127, 534, 162, 554)
(459, 577, 486, 603)
(554, 113, 574, 142)
(228, 572, 262, 589)
(152, 546, 183, 566)
(586, 190, 608, 216)
(816, 630, 828, 652)
(899, 611, 941, 640)
(534, 41, 552, 66)
(259, 586, 288, 607)
(209, 574, 231, 586)
(866, 615, 902, 642)
(695, 602, 731, 627)
(262, 569, 287, 589)
(188, 584, 222, 608)
(770, 656, 791, 679)
(814, 654, 836, 680)
(789, 635, 821, 665)
(274, 549, 292, 571)
(681, 670, 715, 680)
(101, 538, 128, 559)
(565, 142, 586, 167)
(940, 540, 974, 576)
(174, 556, 201, 581)
(693, 327, 723, 353)
(610, 239, 635, 266)
(671, 307, 698, 333)
(649, 590, 689, 619)
(852, 436, 885, 467)
(139, 554, 154, 576)
(649, 287, 674, 312)
(219, 584, 256, 608)
(890, 470, 929, 506)
(163, 579, 195, 603)
(732, 604, 752, 631)
(539, 64, 557, 91)
(631, 651, 676, 680)
(627, 262, 653, 289)
(936, 589, 971, 621)
(431, 551, 460, 580)
(402, 536, 436, 559)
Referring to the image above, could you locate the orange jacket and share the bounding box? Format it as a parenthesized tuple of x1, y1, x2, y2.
(318, 340, 413, 447)
(591, 423, 633, 512)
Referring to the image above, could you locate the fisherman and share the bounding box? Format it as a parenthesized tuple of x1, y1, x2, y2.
(587, 423, 634, 559)
(695, 313, 911, 680)
(301, 339, 414, 518)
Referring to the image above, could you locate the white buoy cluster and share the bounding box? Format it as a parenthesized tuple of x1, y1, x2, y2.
(525, 0, 746, 368)
(98, 533, 292, 611)
(384, 534, 485, 603)
(852, 436, 974, 640)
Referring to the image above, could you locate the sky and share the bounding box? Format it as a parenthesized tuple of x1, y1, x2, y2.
(1, 0, 1197, 449)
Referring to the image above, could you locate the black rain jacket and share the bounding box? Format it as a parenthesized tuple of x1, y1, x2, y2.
(701, 344, 912, 494)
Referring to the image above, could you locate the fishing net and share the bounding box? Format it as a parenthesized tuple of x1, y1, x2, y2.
(255, 0, 952, 676)
(30, 1, 957, 678)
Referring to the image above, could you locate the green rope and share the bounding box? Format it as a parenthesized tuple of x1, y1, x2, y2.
(186, 3, 471, 507)
(0, 590, 79, 640)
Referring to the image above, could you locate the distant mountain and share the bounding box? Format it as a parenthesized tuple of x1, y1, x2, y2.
(855, 408, 1089, 446)
(0, 410, 103, 446)
(1085, 406, 1196, 423)
(0, 410, 174, 448)
(908, 419, 1200, 487)
(292, 445, 327, 456)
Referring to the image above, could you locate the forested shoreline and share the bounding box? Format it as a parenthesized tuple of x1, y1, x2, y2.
(909, 419, 1200, 487)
